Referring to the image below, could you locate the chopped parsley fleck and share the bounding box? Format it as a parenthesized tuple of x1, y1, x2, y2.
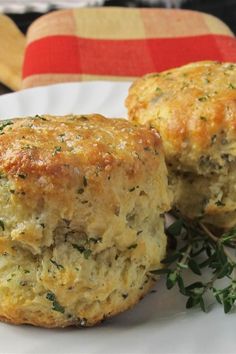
(83, 176, 88, 187)
(46, 292, 65, 313)
(81, 200, 88, 204)
(128, 244, 138, 250)
(7, 273, 16, 282)
(89, 237, 102, 244)
(221, 138, 228, 145)
(228, 83, 236, 89)
(80, 115, 88, 121)
(22, 144, 31, 150)
(46, 292, 56, 302)
(20, 281, 27, 286)
(155, 87, 162, 93)
(50, 258, 64, 270)
(0, 220, 5, 231)
(24, 269, 30, 274)
(83, 249, 92, 259)
(215, 200, 225, 207)
(211, 135, 217, 145)
(52, 146, 62, 156)
(58, 133, 65, 142)
(17, 173, 27, 179)
(226, 64, 235, 70)
(35, 115, 47, 121)
(72, 244, 92, 259)
(0, 120, 13, 132)
(149, 73, 160, 78)
(198, 96, 209, 102)
(114, 206, 120, 216)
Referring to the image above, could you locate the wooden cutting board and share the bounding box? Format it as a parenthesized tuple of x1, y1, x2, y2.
(0, 14, 25, 91)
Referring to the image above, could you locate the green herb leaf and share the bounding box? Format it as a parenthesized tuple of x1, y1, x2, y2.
(188, 259, 202, 275)
(162, 209, 236, 314)
(166, 271, 177, 289)
(17, 173, 27, 179)
(52, 146, 62, 156)
(127, 244, 137, 250)
(198, 96, 208, 102)
(50, 259, 64, 270)
(83, 176, 88, 187)
(0, 120, 13, 131)
(166, 219, 183, 237)
(77, 188, 84, 194)
(46, 291, 65, 314)
(72, 244, 92, 259)
(0, 220, 5, 231)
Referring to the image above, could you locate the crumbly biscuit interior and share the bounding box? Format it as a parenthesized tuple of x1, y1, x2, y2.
(0, 164, 168, 327)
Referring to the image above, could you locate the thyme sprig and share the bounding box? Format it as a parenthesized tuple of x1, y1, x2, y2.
(154, 210, 236, 313)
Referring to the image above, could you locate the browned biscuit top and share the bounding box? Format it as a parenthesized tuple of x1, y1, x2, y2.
(0, 114, 162, 187)
(126, 61, 236, 173)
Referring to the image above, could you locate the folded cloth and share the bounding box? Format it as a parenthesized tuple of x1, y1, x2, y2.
(22, 7, 236, 89)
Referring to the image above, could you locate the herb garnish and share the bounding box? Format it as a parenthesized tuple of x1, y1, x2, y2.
(89, 237, 102, 244)
(77, 177, 88, 194)
(72, 244, 92, 259)
(46, 292, 65, 313)
(155, 87, 163, 93)
(83, 176, 88, 187)
(153, 211, 236, 313)
(229, 83, 236, 89)
(17, 173, 27, 179)
(52, 146, 62, 156)
(50, 258, 64, 270)
(198, 96, 209, 102)
(215, 200, 226, 207)
(35, 115, 47, 121)
(0, 120, 13, 132)
(128, 244, 137, 250)
(0, 220, 5, 231)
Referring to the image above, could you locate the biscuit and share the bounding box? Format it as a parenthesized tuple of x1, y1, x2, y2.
(126, 61, 236, 228)
(0, 114, 170, 327)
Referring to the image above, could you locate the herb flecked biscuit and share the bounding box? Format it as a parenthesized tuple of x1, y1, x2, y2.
(0, 114, 170, 327)
(126, 61, 236, 229)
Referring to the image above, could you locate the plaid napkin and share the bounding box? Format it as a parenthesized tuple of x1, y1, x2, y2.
(22, 7, 236, 89)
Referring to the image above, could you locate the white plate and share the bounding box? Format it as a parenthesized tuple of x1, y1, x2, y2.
(0, 0, 105, 14)
(0, 82, 235, 354)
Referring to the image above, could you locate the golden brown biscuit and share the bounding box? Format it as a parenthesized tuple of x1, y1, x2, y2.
(126, 61, 236, 228)
(0, 114, 170, 327)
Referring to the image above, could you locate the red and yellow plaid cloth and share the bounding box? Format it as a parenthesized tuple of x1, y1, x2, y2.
(22, 7, 236, 89)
